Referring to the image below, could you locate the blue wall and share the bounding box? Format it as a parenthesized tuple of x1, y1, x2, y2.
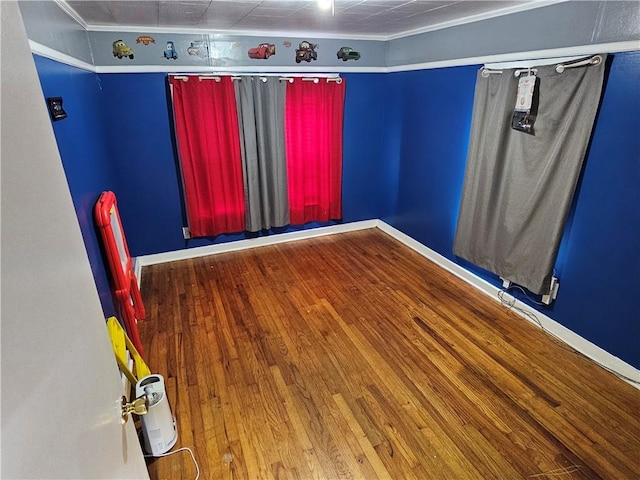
(385, 53, 640, 368)
(551, 53, 640, 367)
(342, 73, 390, 220)
(35, 52, 640, 369)
(97, 72, 387, 256)
(34, 65, 388, 317)
(34, 55, 117, 317)
(384, 66, 476, 251)
(97, 73, 186, 256)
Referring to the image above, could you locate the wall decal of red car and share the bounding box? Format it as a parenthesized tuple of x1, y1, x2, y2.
(248, 43, 276, 59)
(295, 41, 318, 63)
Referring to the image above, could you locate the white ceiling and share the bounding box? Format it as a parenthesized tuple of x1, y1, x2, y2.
(61, 0, 557, 39)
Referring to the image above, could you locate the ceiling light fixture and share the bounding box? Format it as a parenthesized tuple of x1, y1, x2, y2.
(318, 0, 335, 16)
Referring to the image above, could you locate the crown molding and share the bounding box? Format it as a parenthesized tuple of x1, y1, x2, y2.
(94, 64, 386, 74)
(87, 24, 387, 42)
(53, 0, 88, 30)
(29, 40, 96, 72)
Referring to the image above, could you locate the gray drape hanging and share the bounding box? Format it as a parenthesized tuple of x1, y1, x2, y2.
(234, 77, 289, 232)
(453, 56, 607, 295)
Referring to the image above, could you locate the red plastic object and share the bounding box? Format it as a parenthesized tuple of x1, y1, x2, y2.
(95, 191, 145, 355)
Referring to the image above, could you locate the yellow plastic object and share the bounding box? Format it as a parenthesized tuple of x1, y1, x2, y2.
(107, 316, 151, 385)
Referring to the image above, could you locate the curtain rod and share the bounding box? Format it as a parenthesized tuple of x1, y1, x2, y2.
(481, 54, 603, 78)
(169, 73, 341, 83)
(480, 68, 502, 78)
(554, 54, 602, 73)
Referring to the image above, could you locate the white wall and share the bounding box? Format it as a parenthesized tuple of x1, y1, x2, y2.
(0, 2, 148, 477)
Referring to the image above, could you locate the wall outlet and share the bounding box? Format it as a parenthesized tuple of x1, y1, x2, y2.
(182, 227, 191, 239)
(542, 277, 559, 305)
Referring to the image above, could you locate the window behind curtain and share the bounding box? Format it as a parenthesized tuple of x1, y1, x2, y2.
(169, 75, 345, 237)
(234, 77, 289, 232)
(285, 78, 345, 225)
(169, 77, 245, 237)
(453, 57, 607, 295)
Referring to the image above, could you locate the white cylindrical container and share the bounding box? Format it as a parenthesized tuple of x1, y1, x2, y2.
(135, 374, 178, 455)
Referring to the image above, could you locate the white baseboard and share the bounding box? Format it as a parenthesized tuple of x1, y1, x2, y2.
(136, 220, 378, 267)
(133, 218, 638, 388)
(133, 257, 142, 287)
(376, 220, 640, 389)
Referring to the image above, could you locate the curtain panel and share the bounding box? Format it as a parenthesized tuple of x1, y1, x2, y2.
(285, 78, 345, 225)
(170, 75, 345, 237)
(453, 57, 607, 295)
(234, 77, 289, 232)
(170, 77, 245, 237)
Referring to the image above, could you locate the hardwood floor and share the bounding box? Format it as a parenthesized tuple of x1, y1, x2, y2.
(139, 228, 640, 479)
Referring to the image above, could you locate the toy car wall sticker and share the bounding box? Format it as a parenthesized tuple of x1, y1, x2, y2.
(283, 41, 292, 48)
(295, 41, 318, 63)
(136, 35, 155, 46)
(337, 46, 360, 61)
(113, 40, 134, 59)
(164, 41, 178, 60)
(248, 43, 276, 59)
(187, 40, 209, 58)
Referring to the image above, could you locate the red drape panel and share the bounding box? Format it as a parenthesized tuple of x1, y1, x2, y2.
(170, 77, 245, 236)
(285, 78, 345, 225)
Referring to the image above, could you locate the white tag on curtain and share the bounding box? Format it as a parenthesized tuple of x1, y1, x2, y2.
(512, 73, 538, 134)
(515, 74, 536, 111)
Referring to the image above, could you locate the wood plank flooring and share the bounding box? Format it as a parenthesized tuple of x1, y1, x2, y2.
(139, 228, 640, 479)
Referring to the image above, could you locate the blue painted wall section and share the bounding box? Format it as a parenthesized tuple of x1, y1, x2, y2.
(97, 73, 186, 256)
(97, 72, 385, 256)
(33, 55, 117, 317)
(551, 53, 640, 367)
(386, 53, 640, 368)
(341, 73, 388, 221)
(387, 66, 476, 254)
(34, 53, 639, 369)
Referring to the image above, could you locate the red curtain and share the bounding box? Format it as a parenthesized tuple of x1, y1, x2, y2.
(285, 78, 345, 224)
(170, 77, 245, 236)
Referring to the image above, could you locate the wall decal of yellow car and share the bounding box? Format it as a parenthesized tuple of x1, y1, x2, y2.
(112, 40, 134, 59)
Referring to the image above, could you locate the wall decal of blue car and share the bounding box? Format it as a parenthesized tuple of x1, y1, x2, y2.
(164, 41, 178, 60)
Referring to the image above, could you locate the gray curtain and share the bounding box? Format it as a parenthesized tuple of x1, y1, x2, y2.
(234, 77, 289, 232)
(453, 56, 607, 295)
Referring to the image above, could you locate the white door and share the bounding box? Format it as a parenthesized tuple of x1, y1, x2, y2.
(1, 2, 149, 478)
